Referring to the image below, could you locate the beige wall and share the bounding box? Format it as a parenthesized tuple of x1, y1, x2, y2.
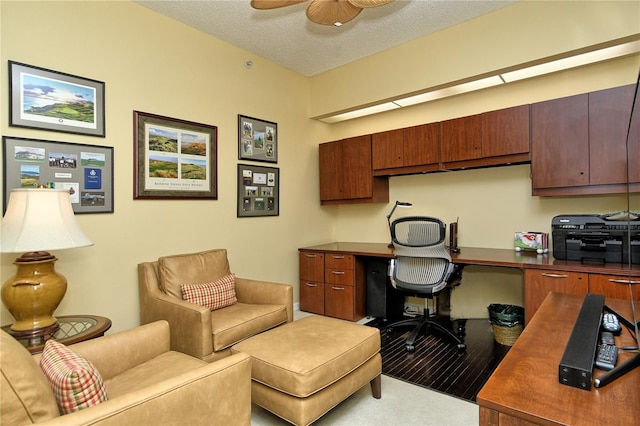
(1, 1, 638, 330)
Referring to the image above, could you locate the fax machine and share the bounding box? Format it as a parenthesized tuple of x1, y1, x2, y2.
(552, 213, 639, 264)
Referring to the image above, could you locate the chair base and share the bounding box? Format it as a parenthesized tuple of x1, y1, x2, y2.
(387, 308, 467, 353)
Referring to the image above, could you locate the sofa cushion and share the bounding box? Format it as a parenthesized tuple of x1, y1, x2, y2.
(0, 330, 59, 424)
(181, 273, 238, 310)
(39, 340, 108, 414)
(158, 249, 231, 299)
(211, 302, 288, 351)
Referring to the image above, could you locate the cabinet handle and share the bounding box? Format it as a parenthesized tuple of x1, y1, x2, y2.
(304, 254, 318, 258)
(608, 279, 640, 285)
(331, 286, 345, 291)
(541, 273, 569, 278)
(331, 271, 345, 275)
(305, 283, 318, 287)
(331, 255, 345, 259)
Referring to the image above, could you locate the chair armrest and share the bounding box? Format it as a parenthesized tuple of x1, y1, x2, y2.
(36, 352, 252, 426)
(138, 262, 213, 359)
(32, 321, 171, 381)
(235, 277, 294, 323)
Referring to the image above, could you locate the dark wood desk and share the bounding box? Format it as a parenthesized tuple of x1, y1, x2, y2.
(477, 292, 640, 425)
(2, 315, 112, 354)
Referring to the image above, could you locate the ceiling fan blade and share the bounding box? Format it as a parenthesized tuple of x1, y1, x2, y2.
(306, 0, 362, 26)
(348, 0, 394, 8)
(250, 0, 307, 10)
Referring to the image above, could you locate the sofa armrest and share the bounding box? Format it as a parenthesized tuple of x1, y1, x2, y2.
(36, 352, 252, 426)
(138, 262, 213, 359)
(235, 278, 294, 323)
(32, 321, 171, 381)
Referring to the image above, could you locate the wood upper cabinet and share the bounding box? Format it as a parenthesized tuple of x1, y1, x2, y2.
(441, 105, 530, 169)
(319, 135, 389, 205)
(372, 123, 440, 175)
(531, 84, 637, 195)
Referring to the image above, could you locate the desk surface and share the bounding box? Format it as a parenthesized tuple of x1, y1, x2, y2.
(476, 292, 640, 425)
(300, 242, 640, 276)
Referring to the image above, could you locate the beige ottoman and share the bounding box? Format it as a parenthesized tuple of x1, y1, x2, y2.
(231, 315, 382, 426)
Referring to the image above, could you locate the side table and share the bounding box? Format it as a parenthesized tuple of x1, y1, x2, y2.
(1, 315, 112, 354)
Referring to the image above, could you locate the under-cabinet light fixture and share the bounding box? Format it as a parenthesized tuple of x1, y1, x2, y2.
(318, 39, 640, 123)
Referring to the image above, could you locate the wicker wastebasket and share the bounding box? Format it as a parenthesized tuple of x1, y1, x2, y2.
(488, 304, 524, 346)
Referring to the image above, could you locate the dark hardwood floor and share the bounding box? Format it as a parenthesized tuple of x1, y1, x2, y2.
(367, 317, 511, 402)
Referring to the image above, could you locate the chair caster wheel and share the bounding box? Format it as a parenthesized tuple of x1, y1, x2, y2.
(406, 344, 415, 352)
(457, 344, 467, 352)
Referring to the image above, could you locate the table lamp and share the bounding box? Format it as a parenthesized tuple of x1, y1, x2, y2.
(387, 200, 412, 247)
(1, 188, 93, 339)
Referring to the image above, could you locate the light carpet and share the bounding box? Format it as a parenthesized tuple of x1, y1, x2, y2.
(250, 374, 479, 426)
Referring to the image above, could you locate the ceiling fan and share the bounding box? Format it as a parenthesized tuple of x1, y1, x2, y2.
(250, 0, 395, 27)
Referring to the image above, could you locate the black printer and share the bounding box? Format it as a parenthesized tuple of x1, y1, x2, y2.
(552, 213, 640, 265)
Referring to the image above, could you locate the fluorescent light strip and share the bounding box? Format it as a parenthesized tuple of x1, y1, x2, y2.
(319, 40, 640, 123)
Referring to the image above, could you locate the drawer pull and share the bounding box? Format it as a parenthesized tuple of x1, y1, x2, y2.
(331, 255, 345, 259)
(331, 286, 345, 291)
(608, 279, 640, 285)
(541, 273, 569, 278)
(304, 254, 318, 258)
(331, 271, 346, 275)
(305, 283, 318, 287)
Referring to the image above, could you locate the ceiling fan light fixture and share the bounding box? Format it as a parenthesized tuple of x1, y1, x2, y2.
(307, 0, 362, 26)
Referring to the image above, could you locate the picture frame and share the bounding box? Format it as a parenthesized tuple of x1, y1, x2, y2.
(2, 136, 114, 214)
(134, 111, 217, 200)
(9, 61, 106, 137)
(238, 114, 278, 163)
(237, 164, 279, 217)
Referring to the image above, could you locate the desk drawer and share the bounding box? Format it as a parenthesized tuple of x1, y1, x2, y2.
(325, 254, 354, 270)
(325, 268, 354, 285)
(299, 251, 324, 282)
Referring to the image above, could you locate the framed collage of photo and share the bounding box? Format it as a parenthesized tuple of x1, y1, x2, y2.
(9, 61, 106, 137)
(2, 136, 114, 214)
(237, 164, 279, 217)
(238, 114, 277, 163)
(134, 111, 218, 200)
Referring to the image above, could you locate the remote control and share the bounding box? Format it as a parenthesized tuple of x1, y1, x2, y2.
(595, 344, 618, 371)
(600, 331, 615, 345)
(602, 313, 621, 335)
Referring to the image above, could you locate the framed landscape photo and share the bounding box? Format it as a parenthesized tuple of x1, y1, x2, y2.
(238, 114, 278, 163)
(237, 164, 279, 217)
(9, 61, 106, 137)
(2, 136, 114, 214)
(134, 111, 218, 200)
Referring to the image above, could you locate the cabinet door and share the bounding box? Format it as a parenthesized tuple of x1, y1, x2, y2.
(589, 274, 640, 300)
(589, 85, 637, 185)
(441, 114, 482, 163)
(325, 284, 355, 320)
(372, 128, 404, 170)
(299, 251, 324, 282)
(300, 281, 325, 315)
(319, 141, 343, 201)
(341, 135, 373, 200)
(531, 94, 589, 189)
(481, 105, 530, 157)
(524, 269, 588, 324)
(403, 123, 440, 167)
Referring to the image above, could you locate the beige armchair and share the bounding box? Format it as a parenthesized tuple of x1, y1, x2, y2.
(138, 249, 293, 362)
(1, 320, 252, 425)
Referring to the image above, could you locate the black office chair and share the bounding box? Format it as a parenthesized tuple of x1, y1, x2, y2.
(387, 216, 466, 352)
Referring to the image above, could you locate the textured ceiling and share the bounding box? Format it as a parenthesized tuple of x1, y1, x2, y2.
(135, 0, 518, 77)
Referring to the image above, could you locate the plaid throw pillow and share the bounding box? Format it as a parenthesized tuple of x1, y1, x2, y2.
(39, 339, 108, 414)
(181, 273, 238, 310)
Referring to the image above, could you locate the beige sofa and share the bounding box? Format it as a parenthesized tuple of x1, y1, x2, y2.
(0, 320, 252, 425)
(138, 249, 293, 362)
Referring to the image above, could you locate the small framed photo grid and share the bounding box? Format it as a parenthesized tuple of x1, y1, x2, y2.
(237, 164, 279, 217)
(238, 114, 277, 163)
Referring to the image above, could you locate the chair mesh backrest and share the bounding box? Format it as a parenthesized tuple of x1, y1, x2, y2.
(390, 216, 453, 294)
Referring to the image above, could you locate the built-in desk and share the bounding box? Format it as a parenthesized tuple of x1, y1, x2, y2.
(299, 243, 640, 322)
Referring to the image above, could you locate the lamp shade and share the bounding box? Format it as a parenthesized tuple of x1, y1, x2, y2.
(1, 189, 93, 253)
